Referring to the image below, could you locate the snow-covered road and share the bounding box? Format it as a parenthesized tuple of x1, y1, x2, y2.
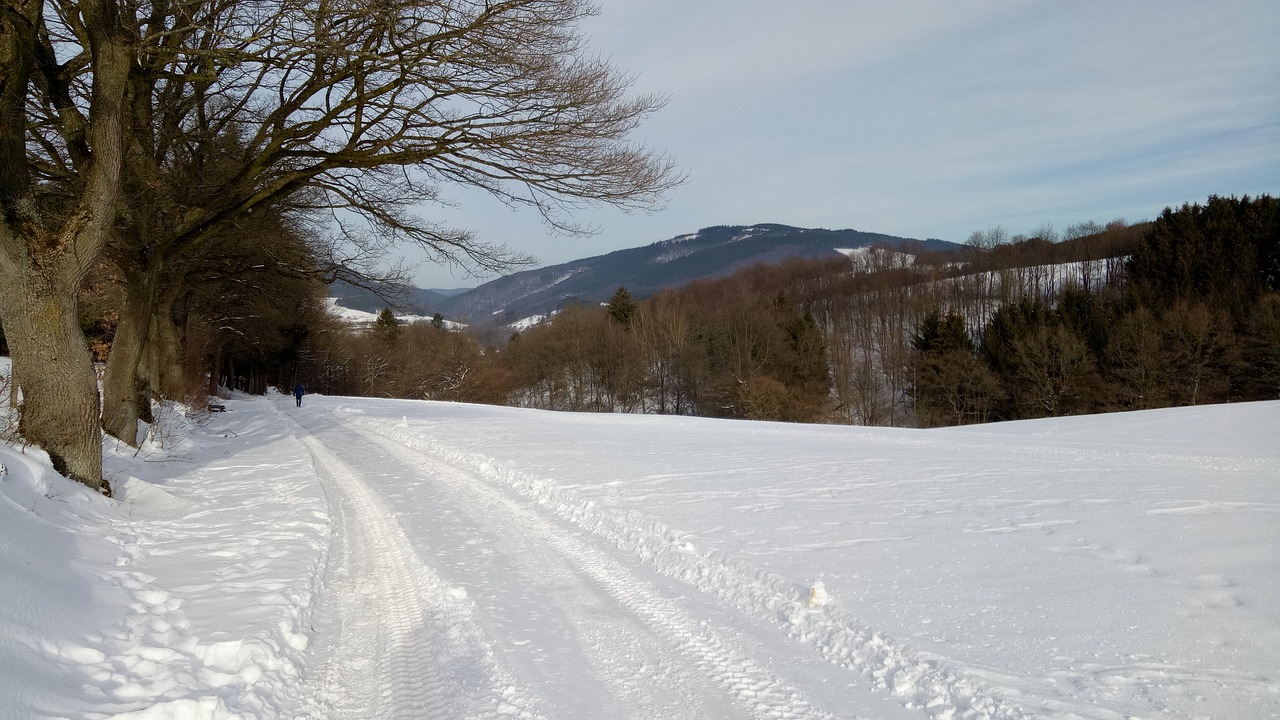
(289, 406, 911, 719)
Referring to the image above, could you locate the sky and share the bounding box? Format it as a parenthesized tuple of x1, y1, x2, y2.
(406, 0, 1280, 289)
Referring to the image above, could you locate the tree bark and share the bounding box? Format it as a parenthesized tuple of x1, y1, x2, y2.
(0, 0, 132, 492)
(207, 343, 222, 397)
(0, 274, 106, 491)
(150, 301, 186, 400)
(101, 273, 155, 445)
(102, 254, 190, 445)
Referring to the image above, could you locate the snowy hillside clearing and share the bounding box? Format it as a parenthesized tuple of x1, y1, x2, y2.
(324, 298, 460, 330)
(1, 379, 1276, 719)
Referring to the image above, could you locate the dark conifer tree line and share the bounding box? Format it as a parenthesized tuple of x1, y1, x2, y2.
(908, 195, 1278, 424)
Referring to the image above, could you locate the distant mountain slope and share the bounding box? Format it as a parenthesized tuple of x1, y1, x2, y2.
(438, 224, 960, 322)
(328, 280, 467, 314)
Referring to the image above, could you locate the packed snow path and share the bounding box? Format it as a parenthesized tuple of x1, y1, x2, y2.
(289, 406, 922, 719)
(281, 397, 1278, 720)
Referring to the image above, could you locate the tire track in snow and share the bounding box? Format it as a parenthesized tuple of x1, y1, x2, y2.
(324, 417, 847, 720)
(346, 412, 1031, 720)
(295, 433, 542, 720)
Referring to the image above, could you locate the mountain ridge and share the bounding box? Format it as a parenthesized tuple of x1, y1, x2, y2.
(433, 224, 961, 323)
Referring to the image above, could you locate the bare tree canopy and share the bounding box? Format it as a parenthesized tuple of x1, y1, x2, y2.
(91, 0, 681, 269)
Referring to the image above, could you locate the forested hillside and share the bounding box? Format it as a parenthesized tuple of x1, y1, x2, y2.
(292, 195, 1278, 427)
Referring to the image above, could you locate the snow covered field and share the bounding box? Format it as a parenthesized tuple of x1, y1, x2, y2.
(1, 367, 1276, 718)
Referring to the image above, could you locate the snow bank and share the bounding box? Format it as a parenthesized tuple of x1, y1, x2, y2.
(0, 395, 331, 719)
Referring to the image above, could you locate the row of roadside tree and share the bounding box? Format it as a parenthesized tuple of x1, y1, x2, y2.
(0, 0, 679, 493)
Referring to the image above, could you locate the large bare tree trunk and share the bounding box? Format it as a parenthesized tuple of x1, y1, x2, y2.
(0, 272, 106, 490)
(101, 274, 155, 445)
(150, 301, 186, 401)
(0, 0, 132, 492)
(101, 261, 189, 446)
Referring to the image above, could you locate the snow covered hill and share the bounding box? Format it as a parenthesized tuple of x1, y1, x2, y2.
(1, 372, 1276, 718)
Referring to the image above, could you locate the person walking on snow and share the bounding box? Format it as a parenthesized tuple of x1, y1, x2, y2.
(293, 383, 305, 407)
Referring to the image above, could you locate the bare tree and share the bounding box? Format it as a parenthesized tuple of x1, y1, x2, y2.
(0, 0, 134, 490)
(635, 291, 693, 414)
(1160, 301, 1237, 406)
(966, 225, 1009, 257)
(1106, 305, 1165, 409)
(1064, 221, 1104, 293)
(1010, 324, 1096, 417)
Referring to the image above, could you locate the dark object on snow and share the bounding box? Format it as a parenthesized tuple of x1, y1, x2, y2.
(293, 383, 305, 407)
(208, 403, 227, 413)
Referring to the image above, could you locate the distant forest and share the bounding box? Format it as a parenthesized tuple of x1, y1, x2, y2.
(7, 194, 1273, 430)
(289, 194, 1279, 427)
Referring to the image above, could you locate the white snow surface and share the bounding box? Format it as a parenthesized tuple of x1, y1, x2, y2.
(509, 312, 555, 332)
(325, 298, 456, 329)
(1, 368, 1277, 718)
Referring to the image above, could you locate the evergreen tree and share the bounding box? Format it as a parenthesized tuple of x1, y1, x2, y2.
(1240, 295, 1280, 400)
(1127, 195, 1279, 319)
(979, 298, 1052, 418)
(606, 286, 639, 326)
(374, 308, 402, 345)
(912, 311, 972, 356)
(783, 309, 832, 414)
(910, 312, 999, 426)
(1058, 286, 1109, 358)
